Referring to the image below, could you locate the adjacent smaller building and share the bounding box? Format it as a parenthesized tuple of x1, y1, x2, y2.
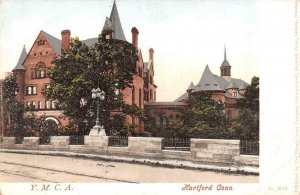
(145, 47, 249, 132)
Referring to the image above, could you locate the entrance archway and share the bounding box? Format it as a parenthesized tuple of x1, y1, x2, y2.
(40, 117, 59, 137)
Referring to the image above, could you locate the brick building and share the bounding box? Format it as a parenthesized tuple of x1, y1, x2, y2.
(11, 1, 156, 135)
(144, 47, 248, 132)
(9, 1, 248, 136)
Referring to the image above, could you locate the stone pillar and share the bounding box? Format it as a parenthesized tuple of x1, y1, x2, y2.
(23, 137, 40, 150)
(84, 136, 108, 153)
(2, 137, 15, 149)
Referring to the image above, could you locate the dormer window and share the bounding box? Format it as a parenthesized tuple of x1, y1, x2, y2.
(233, 90, 238, 97)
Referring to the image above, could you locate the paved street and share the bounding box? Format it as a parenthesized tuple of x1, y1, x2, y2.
(0, 152, 258, 183)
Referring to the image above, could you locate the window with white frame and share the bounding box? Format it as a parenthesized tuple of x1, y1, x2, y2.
(45, 100, 50, 109)
(51, 101, 56, 109)
(233, 90, 238, 97)
(26, 86, 37, 95)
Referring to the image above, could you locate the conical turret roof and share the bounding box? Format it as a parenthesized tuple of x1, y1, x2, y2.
(13, 45, 27, 71)
(102, 1, 126, 41)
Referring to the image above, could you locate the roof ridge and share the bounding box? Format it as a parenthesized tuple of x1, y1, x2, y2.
(41, 30, 61, 55)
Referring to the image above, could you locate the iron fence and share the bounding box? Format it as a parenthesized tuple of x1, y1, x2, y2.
(39, 136, 51, 145)
(162, 137, 191, 151)
(108, 136, 128, 147)
(240, 140, 259, 155)
(69, 135, 84, 145)
(15, 137, 24, 144)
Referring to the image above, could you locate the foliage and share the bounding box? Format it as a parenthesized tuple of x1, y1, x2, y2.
(230, 76, 260, 140)
(2, 75, 40, 137)
(46, 35, 141, 135)
(173, 91, 226, 138)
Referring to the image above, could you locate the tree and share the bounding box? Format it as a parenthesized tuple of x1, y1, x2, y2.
(2, 75, 39, 137)
(173, 91, 226, 138)
(46, 35, 141, 135)
(232, 76, 259, 140)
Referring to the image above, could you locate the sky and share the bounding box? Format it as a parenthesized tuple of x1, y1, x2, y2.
(0, 0, 262, 102)
(0, 0, 298, 192)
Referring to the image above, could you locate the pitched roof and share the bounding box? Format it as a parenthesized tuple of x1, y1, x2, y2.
(226, 80, 239, 89)
(174, 92, 188, 102)
(13, 46, 27, 71)
(145, 102, 186, 106)
(174, 64, 249, 102)
(82, 37, 98, 47)
(195, 65, 225, 92)
(41, 30, 61, 55)
(103, 1, 126, 41)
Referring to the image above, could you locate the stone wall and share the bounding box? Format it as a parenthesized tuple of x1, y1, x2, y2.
(128, 137, 163, 158)
(51, 136, 69, 151)
(191, 139, 240, 165)
(0, 136, 258, 168)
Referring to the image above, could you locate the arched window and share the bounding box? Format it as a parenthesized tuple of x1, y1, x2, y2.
(32, 62, 47, 79)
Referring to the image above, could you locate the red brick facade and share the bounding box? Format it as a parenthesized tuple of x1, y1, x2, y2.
(11, 2, 157, 135)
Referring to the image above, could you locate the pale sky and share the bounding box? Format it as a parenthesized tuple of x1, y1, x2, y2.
(0, 0, 298, 192)
(0, 0, 278, 102)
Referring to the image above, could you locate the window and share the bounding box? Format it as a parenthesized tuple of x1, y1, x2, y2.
(154, 91, 156, 101)
(51, 101, 56, 109)
(32, 62, 47, 79)
(150, 76, 153, 84)
(233, 90, 238, 97)
(40, 70, 45, 78)
(34, 53, 36, 56)
(139, 89, 142, 108)
(31, 101, 35, 109)
(45, 100, 50, 109)
(37, 40, 45, 46)
(26, 86, 37, 95)
(38, 101, 42, 109)
(132, 86, 135, 105)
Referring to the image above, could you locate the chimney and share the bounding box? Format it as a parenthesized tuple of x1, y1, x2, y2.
(131, 27, 139, 48)
(61, 29, 71, 51)
(149, 48, 154, 61)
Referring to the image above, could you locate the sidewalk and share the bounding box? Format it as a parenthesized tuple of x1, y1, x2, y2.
(0, 149, 259, 175)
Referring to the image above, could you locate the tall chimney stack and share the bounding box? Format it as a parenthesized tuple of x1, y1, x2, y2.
(61, 29, 71, 51)
(149, 48, 154, 62)
(131, 27, 139, 48)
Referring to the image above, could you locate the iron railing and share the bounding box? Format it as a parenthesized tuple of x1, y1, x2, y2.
(15, 137, 24, 144)
(162, 137, 191, 151)
(39, 136, 51, 145)
(240, 140, 259, 155)
(69, 135, 84, 145)
(108, 136, 128, 147)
